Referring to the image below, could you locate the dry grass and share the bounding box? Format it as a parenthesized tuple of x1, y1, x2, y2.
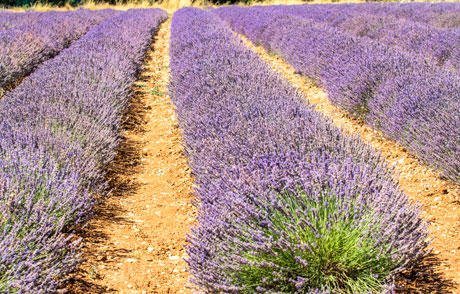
(246, 0, 366, 5)
(80, 0, 200, 13)
(2, 0, 198, 13)
(1, 0, 370, 13)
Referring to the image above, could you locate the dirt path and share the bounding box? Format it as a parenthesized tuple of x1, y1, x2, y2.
(240, 35, 460, 293)
(67, 19, 195, 294)
(0, 77, 24, 99)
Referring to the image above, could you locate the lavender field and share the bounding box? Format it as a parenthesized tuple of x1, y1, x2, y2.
(1, 3, 460, 293)
(0, 8, 167, 292)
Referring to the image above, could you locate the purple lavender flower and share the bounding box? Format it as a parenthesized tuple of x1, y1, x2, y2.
(0, 9, 121, 91)
(0, 8, 167, 293)
(215, 5, 460, 184)
(171, 7, 428, 293)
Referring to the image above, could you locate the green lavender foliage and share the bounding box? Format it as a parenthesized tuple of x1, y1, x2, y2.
(227, 190, 398, 294)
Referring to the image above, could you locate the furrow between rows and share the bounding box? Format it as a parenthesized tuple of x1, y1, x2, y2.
(66, 18, 195, 294)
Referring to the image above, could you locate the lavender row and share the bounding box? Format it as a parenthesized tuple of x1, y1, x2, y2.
(0, 9, 120, 92)
(215, 6, 460, 185)
(0, 11, 42, 31)
(0, 11, 61, 31)
(331, 15, 460, 70)
(170, 7, 428, 293)
(0, 8, 167, 293)
(262, 3, 460, 29)
(360, 2, 460, 29)
(269, 4, 460, 71)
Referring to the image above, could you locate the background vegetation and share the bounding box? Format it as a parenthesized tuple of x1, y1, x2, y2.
(0, 0, 249, 7)
(0, 0, 339, 9)
(1, 0, 149, 6)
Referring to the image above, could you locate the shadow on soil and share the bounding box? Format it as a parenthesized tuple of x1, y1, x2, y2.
(63, 82, 150, 293)
(397, 253, 457, 294)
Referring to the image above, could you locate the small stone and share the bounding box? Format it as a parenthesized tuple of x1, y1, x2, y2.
(168, 256, 180, 261)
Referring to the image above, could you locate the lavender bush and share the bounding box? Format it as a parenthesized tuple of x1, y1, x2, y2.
(0, 9, 120, 92)
(0, 8, 167, 293)
(215, 6, 460, 185)
(170, 7, 428, 293)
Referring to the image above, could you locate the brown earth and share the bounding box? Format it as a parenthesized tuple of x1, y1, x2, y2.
(0, 77, 25, 99)
(66, 19, 195, 294)
(239, 35, 460, 293)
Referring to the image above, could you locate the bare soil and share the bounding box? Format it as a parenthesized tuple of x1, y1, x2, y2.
(66, 19, 195, 294)
(0, 77, 25, 99)
(240, 35, 460, 294)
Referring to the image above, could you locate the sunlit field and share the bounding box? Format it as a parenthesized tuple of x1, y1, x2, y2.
(1, 3, 460, 293)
